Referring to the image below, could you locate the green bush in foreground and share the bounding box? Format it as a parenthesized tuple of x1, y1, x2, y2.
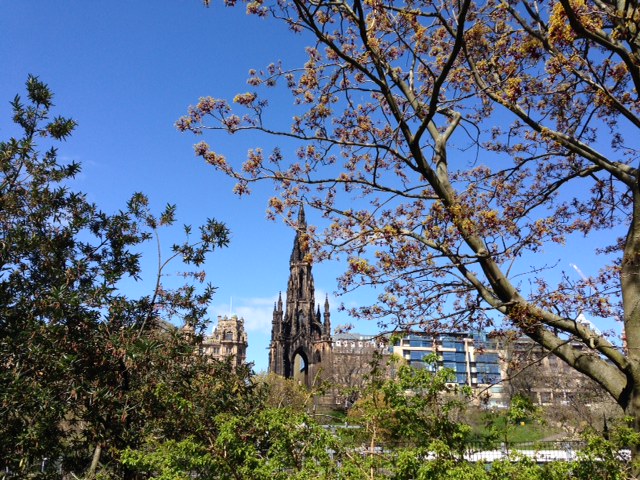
(0, 77, 231, 479)
(123, 358, 639, 479)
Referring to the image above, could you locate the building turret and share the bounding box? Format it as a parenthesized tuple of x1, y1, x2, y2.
(272, 292, 283, 337)
(323, 295, 331, 337)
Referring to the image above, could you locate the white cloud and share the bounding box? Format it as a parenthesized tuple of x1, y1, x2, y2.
(209, 295, 278, 334)
(207, 290, 373, 371)
(209, 289, 345, 335)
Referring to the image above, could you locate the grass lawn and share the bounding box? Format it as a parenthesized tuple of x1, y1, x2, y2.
(469, 412, 562, 444)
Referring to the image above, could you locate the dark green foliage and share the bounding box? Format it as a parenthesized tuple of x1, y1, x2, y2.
(0, 77, 234, 478)
(123, 354, 639, 479)
(123, 408, 341, 479)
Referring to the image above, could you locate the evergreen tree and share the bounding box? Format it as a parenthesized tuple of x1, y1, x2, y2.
(0, 76, 234, 478)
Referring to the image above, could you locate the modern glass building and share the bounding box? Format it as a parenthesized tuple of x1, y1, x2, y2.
(392, 331, 507, 406)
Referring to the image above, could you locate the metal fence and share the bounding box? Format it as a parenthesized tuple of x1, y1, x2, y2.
(465, 440, 602, 463)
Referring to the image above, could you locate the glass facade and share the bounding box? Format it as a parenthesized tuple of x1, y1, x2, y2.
(394, 333, 503, 387)
(441, 336, 457, 349)
(410, 338, 433, 348)
(410, 350, 428, 361)
(476, 352, 501, 384)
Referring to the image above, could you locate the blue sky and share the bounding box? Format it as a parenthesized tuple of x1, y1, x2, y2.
(1, 2, 622, 371)
(0, 1, 376, 372)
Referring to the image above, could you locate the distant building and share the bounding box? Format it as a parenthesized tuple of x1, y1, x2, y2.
(391, 331, 507, 407)
(333, 332, 389, 354)
(269, 206, 333, 387)
(202, 314, 248, 367)
(267, 207, 606, 411)
(504, 335, 610, 406)
(331, 333, 392, 408)
(267, 208, 509, 408)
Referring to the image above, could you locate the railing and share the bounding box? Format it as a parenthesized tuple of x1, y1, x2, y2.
(352, 440, 624, 464)
(465, 440, 595, 463)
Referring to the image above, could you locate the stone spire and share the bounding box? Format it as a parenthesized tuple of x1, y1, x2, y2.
(269, 205, 332, 382)
(290, 204, 308, 264)
(271, 291, 283, 338)
(286, 206, 315, 314)
(323, 294, 331, 336)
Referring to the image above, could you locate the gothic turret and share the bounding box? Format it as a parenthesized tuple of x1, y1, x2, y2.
(290, 206, 307, 264)
(272, 291, 283, 337)
(268, 206, 333, 386)
(323, 295, 331, 337)
(284, 205, 317, 337)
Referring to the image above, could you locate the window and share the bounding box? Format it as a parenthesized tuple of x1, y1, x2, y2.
(441, 337, 457, 349)
(223, 331, 233, 341)
(476, 352, 499, 364)
(442, 352, 457, 362)
(443, 361, 458, 372)
(412, 360, 435, 371)
(477, 362, 501, 384)
(476, 353, 501, 384)
(410, 338, 432, 348)
(410, 351, 428, 361)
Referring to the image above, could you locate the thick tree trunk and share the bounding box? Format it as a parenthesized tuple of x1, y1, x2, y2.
(624, 385, 640, 475)
(622, 180, 640, 469)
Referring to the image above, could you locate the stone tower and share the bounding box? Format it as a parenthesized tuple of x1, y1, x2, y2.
(202, 314, 248, 368)
(269, 206, 332, 386)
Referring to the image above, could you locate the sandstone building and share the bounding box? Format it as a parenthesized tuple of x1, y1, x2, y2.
(201, 314, 248, 367)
